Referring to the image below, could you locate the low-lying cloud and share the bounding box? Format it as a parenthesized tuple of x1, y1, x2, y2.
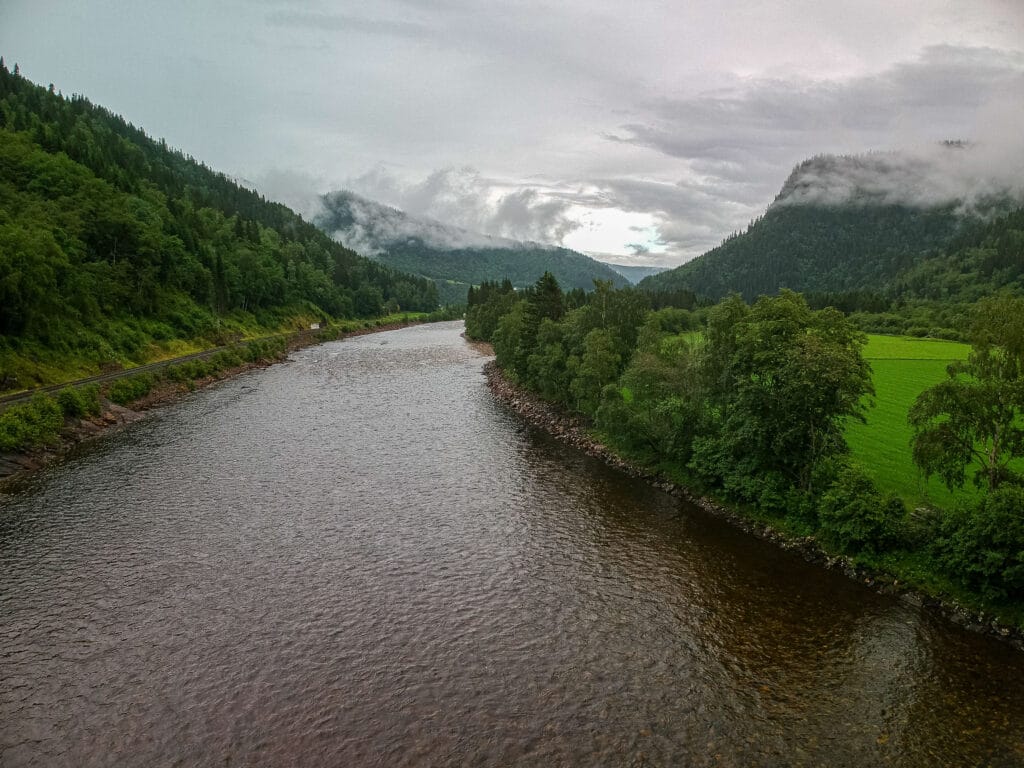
(345, 166, 581, 246)
(317, 189, 523, 255)
(775, 138, 1024, 212)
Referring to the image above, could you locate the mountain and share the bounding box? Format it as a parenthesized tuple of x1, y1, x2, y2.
(314, 191, 630, 301)
(640, 150, 1019, 301)
(0, 63, 439, 390)
(890, 205, 1024, 302)
(605, 263, 668, 284)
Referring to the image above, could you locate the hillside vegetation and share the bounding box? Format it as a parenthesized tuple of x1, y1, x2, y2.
(315, 190, 629, 295)
(641, 199, 964, 300)
(641, 153, 1023, 306)
(0, 62, 440, 392)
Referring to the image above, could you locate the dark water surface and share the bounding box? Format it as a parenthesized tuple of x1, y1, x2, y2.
(3, 322, 1024, 767)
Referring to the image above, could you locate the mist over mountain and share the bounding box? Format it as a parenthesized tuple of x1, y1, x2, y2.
(314, 191, 629, 299)
(775, 142, 1024, 213)
(641, 146, 1024, 301)
(605, 264, 669, 284)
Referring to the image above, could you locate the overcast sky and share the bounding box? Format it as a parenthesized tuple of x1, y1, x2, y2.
(2, 1, 1023, 266)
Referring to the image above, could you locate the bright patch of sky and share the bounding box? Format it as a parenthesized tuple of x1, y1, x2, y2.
(562, 208, 666, 260)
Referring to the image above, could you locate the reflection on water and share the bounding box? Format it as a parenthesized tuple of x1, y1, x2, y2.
(2, 321, 1023, 767)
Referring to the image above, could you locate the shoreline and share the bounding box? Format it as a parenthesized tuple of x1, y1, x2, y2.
(0, 320, 425, 488)
(481, 359, 1024, 651)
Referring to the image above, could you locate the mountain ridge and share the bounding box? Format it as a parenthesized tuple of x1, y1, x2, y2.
(314, 190, 630, 298)
(640, 150, 1022, 301)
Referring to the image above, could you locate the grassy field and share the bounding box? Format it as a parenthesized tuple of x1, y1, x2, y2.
(685, 330, 983, 509)
(845, 334, 974, 509)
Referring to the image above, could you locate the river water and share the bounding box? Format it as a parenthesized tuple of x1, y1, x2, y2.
(2, 321, 1024, 767)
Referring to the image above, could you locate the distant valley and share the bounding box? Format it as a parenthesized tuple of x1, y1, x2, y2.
(314, 191, 629, 304)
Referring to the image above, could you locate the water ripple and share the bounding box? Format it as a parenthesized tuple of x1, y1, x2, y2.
(2, 322, 1024, 767)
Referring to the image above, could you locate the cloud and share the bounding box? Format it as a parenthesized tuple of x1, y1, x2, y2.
(601, 45, 1024, 259)
(775, 139, 1024, 211)
(264, 10, 433, 40)
(343, 166, 582, 245)
(250, 168, 328, 222)
(317, 190, 517, 254)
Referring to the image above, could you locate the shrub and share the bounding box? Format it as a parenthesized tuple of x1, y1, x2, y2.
(935, 486, 1024, 602)
(56, 386, 89, 417)
(818, 467, 903, 555)
(0, 394, 64, 452)
(211, 349, 243, 369)
(107, 374, 154, 405)
(244, 338, 286, 363)
(56, 385, 101, 418)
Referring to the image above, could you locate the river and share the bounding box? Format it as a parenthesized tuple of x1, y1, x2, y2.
(2, 321, 1023, 767)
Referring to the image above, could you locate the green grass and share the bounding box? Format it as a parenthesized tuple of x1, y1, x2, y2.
(845, 334, 975, 510)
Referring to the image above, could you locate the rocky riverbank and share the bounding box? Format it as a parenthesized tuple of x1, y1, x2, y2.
(482, 359, 1024, 651)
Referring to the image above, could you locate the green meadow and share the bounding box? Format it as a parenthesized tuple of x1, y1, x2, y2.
(845, 334, 973, 509)
(685, 330, 984, 510)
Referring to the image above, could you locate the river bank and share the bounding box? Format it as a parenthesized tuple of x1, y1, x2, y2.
(0, 320, 426, 488)
(482, 359, 1024, 651)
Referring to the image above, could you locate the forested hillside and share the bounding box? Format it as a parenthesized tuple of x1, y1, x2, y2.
(315, 190, 630, 295)
(891, 206, 1024, 301)
(0, 62, 439, 391)
(641, 199, 964, 300)
(638, 148, 1024, 301)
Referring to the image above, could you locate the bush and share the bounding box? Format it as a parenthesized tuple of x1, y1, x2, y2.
(56, 385, 101, 418)
(935, 486, 1024, 602)
(244, 338, 287, 363)
(818, 467, 903, 555)
(0, 394, 64, 452)
(107, 374, 154, 405)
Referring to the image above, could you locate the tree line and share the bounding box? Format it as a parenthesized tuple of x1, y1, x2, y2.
(469, 274, 1024, 610)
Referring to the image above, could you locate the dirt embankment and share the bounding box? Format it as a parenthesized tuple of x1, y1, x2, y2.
(482, 359, 1024, 650)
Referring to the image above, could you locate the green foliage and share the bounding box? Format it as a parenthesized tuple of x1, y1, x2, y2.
(56, 385, 100, 418)
(693, 291, 873, 496)
(243, 337, 287, 363)
(640, 200, 964, 301)
(935, 487, 1024, 601)
(570, 328, 620, 415)
(892, 207, 1024, 303)
(107, 374, 154, 405)
(818, 467, 904, 555)
(910, 295, 1024, 491)
(465, 280, 518, 341)
(0, 394, 64, 452)
(597, 315, 701, 461)
(492, 301, 531, 377)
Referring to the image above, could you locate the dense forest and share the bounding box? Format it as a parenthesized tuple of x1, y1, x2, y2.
(640, 153, 1024, 309)
(315, 190, 629, 300)
(468, 273, 1024, 620)
(0, 61, 440, 391)
(640, 201, 966, 299)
